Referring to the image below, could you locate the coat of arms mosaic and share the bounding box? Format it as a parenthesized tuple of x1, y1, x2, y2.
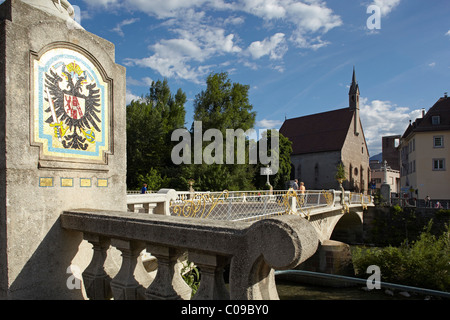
(31, 46, 111, 164)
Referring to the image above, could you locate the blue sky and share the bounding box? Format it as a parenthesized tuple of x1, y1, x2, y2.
(10, 0, 450, 156)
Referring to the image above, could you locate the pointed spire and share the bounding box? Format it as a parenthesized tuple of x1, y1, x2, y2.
(349, 66, 359, 95)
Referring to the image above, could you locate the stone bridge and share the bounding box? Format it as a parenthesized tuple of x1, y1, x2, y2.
(0, 0, 372, 300)
(57, 189, 371, 300)
(127, 189, 373, 243)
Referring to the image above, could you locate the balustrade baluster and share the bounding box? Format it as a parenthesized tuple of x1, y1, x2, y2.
(189, 252, 230, 300)
(82, 233, 112, 300)
(145, 245, 192, 300)
(110, 239, 147, 300)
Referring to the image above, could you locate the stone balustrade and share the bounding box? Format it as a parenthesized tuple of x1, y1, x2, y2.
(127, 189, 178, 215)
(60, 209, 319, 300)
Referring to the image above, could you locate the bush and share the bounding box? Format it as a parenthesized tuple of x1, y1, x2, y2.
(352, 222, 450, 292)
(368, 206, 449, 246)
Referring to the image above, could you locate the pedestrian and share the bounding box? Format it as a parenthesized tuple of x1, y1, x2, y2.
(293, 179, 299, 190)
(299, 182, 306, 194)
(298, 182, 306, 206)
(425, 195, 431, 207)
(141, 183, 147, 194)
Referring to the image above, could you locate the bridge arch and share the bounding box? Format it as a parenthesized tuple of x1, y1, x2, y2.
(330, 210, 364, 243)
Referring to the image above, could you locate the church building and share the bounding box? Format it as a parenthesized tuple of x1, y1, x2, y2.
(280, 68, 370, 192)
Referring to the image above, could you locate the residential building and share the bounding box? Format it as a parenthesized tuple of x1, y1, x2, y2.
(399, 94, 450, 202)
(369, 160, 400, 194)
(280, 68, 370, 192)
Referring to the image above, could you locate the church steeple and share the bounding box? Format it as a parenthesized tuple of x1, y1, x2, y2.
(349, 66, 359, 110)
(349, 67, 360, 135)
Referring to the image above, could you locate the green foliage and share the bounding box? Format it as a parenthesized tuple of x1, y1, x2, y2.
(335, 162, 347, 182)
(193, 72, 255, 132)
(352, 222, 450, 291)
(368, 206, 449, 246)
(126, 72, 293, 192)
(253, 131, 292, 190)
(126, 79, 186, 190)
(181, 260, 201, 297)
(136, 168, 171, 191)
(186, 72, 257, 191)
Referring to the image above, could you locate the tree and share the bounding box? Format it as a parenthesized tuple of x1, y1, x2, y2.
(193, 72, 255, 132)
(335, 162, 347, 183)
(126, 79, 186, 190)
(185, 72, 257, 191)
(253, 131, 292, 190)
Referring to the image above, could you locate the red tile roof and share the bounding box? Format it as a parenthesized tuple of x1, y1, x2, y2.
(280, 108, 355, 155)
(402, 96, 450, 139)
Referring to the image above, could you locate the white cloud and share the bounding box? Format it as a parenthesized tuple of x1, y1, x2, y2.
(85, 0, 233, 19)
(446, 30, 450, 37)
(371, 0, 401, 17)
(126, 89, 142, 105)
(240, 0, 342, 49)
(142, 77, 154, 87)
(359, 97, 422, 155)
(247, 33, 288, 60)
(223, 16, 245, 26)
(124, 11, 242, 83)
(112, 18, 139, 37)
(125, 54, 207, 84)
(241, 0, 287, 19)
(428, 62, 436, 68)
(87, 0, 342, 82)
(126, 76, 154, 87)
(256, 118, 283, 128)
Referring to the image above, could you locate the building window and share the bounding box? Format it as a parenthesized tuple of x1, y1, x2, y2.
(433, 136, 444, 148)
(432, 116, 440, 125)
(432, 159, 445, 171)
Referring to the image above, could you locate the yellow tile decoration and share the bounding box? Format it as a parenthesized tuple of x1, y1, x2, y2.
(80, 178, 92, 187)
(39, 177, 53, 187)
(97, 178, 108, 187)
(61, 178, 73, 187)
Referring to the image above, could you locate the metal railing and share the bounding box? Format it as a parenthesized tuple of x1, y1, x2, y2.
(168, 189, 371, 222)
(126, 189, 373, 223)
(275, 270, 450, 299)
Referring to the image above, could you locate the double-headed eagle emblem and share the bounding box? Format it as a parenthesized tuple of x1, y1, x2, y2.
(44, 61, 101, 150)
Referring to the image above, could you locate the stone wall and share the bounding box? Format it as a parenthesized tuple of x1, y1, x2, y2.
(290, 151, 341, 190)
(341, 115, 370, 193)
(0, 0, 126, 299)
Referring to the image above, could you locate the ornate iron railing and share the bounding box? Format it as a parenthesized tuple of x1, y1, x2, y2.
(169, 189, 350, 222)
(126, 189, 373, 222)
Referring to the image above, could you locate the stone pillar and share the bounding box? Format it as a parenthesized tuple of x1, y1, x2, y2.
(0, 0, 126, 299)
(380, 161, 391, 205)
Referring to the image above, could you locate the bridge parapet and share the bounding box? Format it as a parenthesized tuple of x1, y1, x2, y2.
(61, 209, 318, 300)
(127, 189, 373, 222)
